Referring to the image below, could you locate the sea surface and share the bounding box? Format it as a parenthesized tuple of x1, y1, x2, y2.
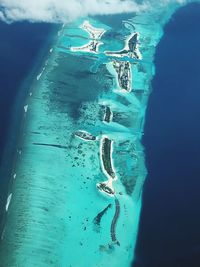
(0, 2, 199, 266)
(0, 21, 58, 225)
(134, 3, 200, 267)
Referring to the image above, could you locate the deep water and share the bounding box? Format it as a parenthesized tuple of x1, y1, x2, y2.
(134, 3, 200, 267)
(0, 21, 58, 226)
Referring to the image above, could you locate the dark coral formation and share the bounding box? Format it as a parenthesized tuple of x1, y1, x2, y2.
(104, 106, 112, 123)
(101, 138, 115, 179)
(93, 204, 112, 231)
(110, 198, 120, 246)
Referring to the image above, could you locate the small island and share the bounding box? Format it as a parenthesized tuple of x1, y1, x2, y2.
(74, 130, 96, 141)
(71, 40, 103, 54)
(70, 20, 106, 54)
(104, 106, 113, 123)
(113, 60, 132, 92)
(97, 136, 117, 196)
(105, 32, 142, 59)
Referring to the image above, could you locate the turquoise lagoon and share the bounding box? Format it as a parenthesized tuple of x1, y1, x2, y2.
(0, 2, 189, 267)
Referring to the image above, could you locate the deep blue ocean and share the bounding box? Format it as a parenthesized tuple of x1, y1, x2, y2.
(134, 3, 200, 267)
(0, 21, 58, 225)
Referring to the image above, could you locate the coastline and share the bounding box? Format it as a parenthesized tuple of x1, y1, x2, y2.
(97, 135, 116, 196)
(134, 4, 200, 266)
(0, 23, 60, 234)
(70, 20, 106, 54)
(105, 32, 142, 60)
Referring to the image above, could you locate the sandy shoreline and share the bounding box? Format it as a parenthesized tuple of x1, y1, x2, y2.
(81, 20, 106, 40)
(71, 40, 103, 54)
(5, 193, 12, 212)
(70, 20, 106, 54)
(105, 32, 142, 60)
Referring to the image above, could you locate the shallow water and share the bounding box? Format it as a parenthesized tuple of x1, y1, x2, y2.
(0, 14, 149, 266)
